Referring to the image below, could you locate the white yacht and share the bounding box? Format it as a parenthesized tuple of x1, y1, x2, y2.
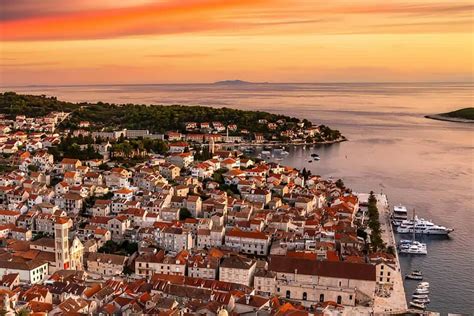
(397, 216, 453, 235)
(391, 205, 408, 226)
(399, 241, 427, 255)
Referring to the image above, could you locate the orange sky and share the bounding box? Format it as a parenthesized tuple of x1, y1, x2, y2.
(0, 0, 473, 85)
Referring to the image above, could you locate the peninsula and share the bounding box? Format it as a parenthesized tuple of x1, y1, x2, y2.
(0, 92, 346, 146)
(425, 107, 474, 123)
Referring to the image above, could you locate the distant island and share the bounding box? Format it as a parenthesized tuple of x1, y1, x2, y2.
(425, 107, 474, 123)
(213, 80, 269, 85)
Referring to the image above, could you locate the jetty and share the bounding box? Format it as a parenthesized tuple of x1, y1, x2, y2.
(373, 193, 408, 314)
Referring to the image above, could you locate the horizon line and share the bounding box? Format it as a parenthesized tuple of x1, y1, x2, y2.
(1, 80, 473, 89)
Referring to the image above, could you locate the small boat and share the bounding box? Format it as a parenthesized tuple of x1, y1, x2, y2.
(409, 301, 426, 310)
(314, 156, 320, 161)
(414, 288, 430, 295)
(413, 298, 430, 304)
(261, 150, 271, 155)
(405, 273, 423, 280)
(281, 150, 289, 155)
(417, 281, 429, 288)
(412, 270, 423, 276)
(311, 153, 319, 158)
(412, 294, 429, 299)
(308, 160, 312, 163)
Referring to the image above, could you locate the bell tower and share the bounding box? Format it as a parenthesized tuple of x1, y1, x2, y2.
(55, 217, 70, 270)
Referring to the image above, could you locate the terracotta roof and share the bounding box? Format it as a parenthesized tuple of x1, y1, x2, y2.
(268, 256, 375, 281)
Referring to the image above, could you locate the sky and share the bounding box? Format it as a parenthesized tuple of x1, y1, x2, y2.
(0, 0, 473, 85)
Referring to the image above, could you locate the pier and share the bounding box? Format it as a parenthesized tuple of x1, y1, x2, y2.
(373, 193, 408, 314)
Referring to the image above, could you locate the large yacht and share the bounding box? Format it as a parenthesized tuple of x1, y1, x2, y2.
(396, 216, 454, 235)
(391, 205, 408, 226)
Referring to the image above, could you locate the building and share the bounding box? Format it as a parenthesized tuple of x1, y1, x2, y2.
(86, 252, 128, 277)
(0, 259, 48, 284)
(219, 255, 256, 287)
(225, 228, 271, 256)
(266, 256, 376, 306)
(55, 217, 71, 271)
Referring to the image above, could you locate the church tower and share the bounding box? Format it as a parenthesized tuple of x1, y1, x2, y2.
(55, 217, 70, 270)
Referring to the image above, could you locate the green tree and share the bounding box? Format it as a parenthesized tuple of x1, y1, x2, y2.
(179, 207, 193, 220)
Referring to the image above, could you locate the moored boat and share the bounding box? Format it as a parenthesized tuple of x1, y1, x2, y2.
(413, 298, 430, 304)
(397, 216, 454, 235)
(414, 288, 430, 295)
(405, 273, 423, 280)
(392, 204, 408, 226)
(399, 241, 427, 255)
(409, 301, 426, 310)
(412, 294, 429, 299)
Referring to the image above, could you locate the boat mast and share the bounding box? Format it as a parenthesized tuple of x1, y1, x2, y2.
(412, 208, 416, 241)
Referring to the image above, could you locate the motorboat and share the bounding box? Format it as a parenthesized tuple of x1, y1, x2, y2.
(261, 150, 271, 155)
(392, 205, 408, 226)
(412, 270, 422, 276)
(413, 298, 430, 304)
(409, 301, 426, 310)
(399, 241, 427, 255)
(397, 216, 453, 235)
(412, 294, 429, 299)
(405, 273, 423, 280)
(417, 282, 430, 288)
(313, 156, 320, 161)
(414, 288, 430, 295)
(311, 153, 319, 158)
(308, 160, 312, 163)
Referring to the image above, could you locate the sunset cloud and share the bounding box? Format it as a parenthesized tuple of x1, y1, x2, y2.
(0, 0, 472, 84)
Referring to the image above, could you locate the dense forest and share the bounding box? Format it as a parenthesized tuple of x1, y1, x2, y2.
(0, 92, 311, 134)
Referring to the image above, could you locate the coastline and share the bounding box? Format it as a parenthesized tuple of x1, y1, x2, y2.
(214, 137, 348, 148)
(425, 114, 474, 124)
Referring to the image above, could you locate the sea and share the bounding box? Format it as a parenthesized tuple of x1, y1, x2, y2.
(3, 82, 473, 314)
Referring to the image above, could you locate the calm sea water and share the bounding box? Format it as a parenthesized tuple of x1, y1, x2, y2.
(4, 82, 474, 314)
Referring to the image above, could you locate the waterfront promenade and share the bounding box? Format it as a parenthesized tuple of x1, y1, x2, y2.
(373, 193, 408, 314)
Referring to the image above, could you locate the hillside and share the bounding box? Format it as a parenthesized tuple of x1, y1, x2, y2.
(426, 107, 474, 123)
(441, 108, 474, 120)
(0, 92, 344, 142)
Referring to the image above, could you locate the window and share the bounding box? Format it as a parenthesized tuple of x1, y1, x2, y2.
(337, 295, 342, 304)
(380, 277, 383, 282)
(380, 271, 383, 276)
(381, 265, 384, 270)
(349, 295, 353, 300)
(319, 294, 324, 302)
(286, 290, 291, 299)
(388, 272, 391, 276)
(302, 292, 307, 300)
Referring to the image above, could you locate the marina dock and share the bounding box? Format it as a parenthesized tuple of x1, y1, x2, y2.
(373, 194, 408, 314)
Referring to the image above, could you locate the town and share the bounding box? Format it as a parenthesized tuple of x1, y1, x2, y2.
(0, 108, 405, 315)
